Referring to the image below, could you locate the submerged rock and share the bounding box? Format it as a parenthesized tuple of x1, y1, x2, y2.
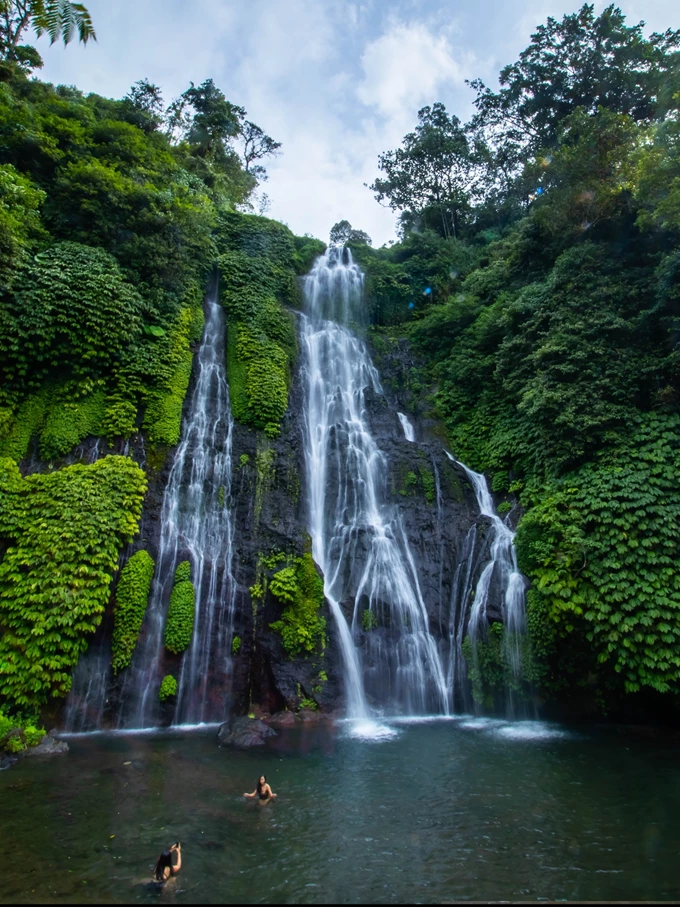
(267, 710, 298, 727)
(217, 716, 277, 749)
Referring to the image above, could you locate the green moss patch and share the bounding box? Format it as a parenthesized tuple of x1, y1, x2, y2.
(164, 561, 195, 654)
(111, 549, 155, 674)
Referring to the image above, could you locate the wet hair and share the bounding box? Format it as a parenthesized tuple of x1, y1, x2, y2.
(257, 776, 267, 795)
(153, 849, 172, 881)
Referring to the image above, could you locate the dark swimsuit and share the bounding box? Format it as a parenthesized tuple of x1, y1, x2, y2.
(259, 788, 270, 800)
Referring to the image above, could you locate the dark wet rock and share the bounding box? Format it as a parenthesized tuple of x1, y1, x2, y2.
(267, 710, 299, 727)
(217, 716, 278, 748)
(297, 708, 325, 723)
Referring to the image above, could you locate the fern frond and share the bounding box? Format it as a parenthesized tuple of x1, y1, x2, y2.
(31, 0, 95, 46)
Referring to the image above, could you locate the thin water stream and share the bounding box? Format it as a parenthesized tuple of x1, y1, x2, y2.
(116, 292, 236, 728)
(3, 721, 679, 904)
(446, 452, 527, 687)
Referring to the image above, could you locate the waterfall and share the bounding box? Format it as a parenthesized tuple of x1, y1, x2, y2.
(398, 412, 415, 442)
(445, 453, 527, 684)
(63, 642, 111, 732)
(301, 247, 449, 719)
(117, 291, 237, 728)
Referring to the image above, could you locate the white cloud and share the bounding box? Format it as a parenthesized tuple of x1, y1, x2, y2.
(33, 0, 680, 250)
(357, 22, 463, 124)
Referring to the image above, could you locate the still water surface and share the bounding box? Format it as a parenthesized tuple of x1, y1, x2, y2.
(2, 717, 679, 903)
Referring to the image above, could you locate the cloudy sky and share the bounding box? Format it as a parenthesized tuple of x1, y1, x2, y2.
(36, 0, 679, 246)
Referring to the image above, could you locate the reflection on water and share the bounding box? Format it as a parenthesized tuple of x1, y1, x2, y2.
(2, 720, 680, 904)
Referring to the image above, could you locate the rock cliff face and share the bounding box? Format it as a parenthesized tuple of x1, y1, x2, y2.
(218, 324, 492, 717)
(54, 313, 496, 728)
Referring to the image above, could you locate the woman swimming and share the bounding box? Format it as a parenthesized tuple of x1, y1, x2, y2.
(152, 842, 181, 882)
(244, 775, 277, 803)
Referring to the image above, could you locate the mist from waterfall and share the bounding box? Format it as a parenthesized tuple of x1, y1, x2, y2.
(300, 247, 449, 719)
(116, 291, 237, 728)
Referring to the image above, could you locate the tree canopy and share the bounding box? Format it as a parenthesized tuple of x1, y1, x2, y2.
(361, 3, 680, 709)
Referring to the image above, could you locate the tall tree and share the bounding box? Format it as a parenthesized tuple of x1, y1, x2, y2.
(469, 4, 680, 162)
(369, 103, 477, 239)
(240, 120, 281, 179)
(329, 220, 372, 247)
(181, 79, 245, 162)
(123, 79, 164, 133)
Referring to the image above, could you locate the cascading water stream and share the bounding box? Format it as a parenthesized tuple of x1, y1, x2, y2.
(398, 412, 415, 442)
(116, 290, 237, 728)
(300, 247, 449, 720)
(445, 452, 527, 685)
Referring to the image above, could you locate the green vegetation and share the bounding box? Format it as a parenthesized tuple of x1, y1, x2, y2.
(0, 709, 46, 754)
(359, 5, 680, 709)
(0, 455, 146, 714)
(362, 609, 378, 631)
(159, 674, 177, 701)
(0, 47, 287, 461)
(218, 213, 314, 436)
(111, 549, 155, 674)
(396, 462, 436, 503)
(0, 1, 96, 70)
(253, 443, 275, 526)
(462, 624, 533, 709)
(0, 16, 333, 717)
(270, 553, 326, 657)
(232, 635, 241, 655)
(164, 561, 195, 654)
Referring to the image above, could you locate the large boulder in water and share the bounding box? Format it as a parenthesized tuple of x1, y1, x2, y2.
(217, 716, 277, 749)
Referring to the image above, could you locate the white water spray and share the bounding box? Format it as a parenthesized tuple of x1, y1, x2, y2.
(301, 248, 449, 720)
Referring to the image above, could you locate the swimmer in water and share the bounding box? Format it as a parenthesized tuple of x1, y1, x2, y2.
(152, 842, 181, 882)
(244, 775, 277, 803)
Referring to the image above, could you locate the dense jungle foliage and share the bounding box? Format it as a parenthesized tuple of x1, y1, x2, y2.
(354, 4, 680, 713)
(0, 22, 319, 718)
(2, 0, 680, 722)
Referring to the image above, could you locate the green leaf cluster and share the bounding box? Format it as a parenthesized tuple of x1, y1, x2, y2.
(158, 674, 177, 701)
(0, 455, 146, 713)
(362, 609, 378, 631)
(517, 414, 680, 694)
(0, 709, 46, 753)
(270, 553, 326, 657)
(111, 549, 155, 674)
(163, 560, 195, 655)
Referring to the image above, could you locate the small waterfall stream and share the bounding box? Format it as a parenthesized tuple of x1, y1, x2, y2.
(398, 412, 415, 442)
(446, 453, 527, 689)
(116, 291, 237, 728)
(301, 248, 449, 719)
